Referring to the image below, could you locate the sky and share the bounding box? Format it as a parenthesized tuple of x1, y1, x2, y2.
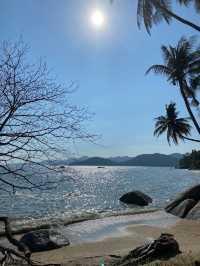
(0, 0, 200, 157)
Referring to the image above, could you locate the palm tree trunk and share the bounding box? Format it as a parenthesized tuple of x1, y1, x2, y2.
(179, 80, 200, 135)
(153, 0, 200, 32)
(183, 136, 200, 143)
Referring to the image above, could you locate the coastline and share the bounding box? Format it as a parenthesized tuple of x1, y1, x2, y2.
(1, 210, 200, 265)
(0, 210, 180, 264)
(30, 211, 200, 266)
(0, 208, 159, 237)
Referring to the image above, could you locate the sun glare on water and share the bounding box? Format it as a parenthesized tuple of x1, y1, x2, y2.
(90, 9, 105, 30)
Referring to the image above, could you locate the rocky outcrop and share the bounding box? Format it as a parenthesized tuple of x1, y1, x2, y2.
(19, 229, 70, 252)
(165, 184, 200, 220)
(119, 191, 152, 206)
(187, 201, 200, 220)
(166, 199, 197, 218)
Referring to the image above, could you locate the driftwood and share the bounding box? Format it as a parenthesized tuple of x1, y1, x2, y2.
(0, 244, 60, 266)
(114, 233, 181, 266)
(0, 217, 61, 266)
(0, 217, 31, 257)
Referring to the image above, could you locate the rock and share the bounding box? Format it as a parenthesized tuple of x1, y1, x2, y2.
(19, 229, 70, 252)
(151, 233, 181, 258)
(166, 199, 197, 218)
(186, 201, 200, 220)
(119, 191, 152, 206)
(119, 233, 181, 265)
(165, 184, 200, 218)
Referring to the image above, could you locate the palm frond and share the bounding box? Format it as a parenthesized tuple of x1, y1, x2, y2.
(191, 76, 200, 90)
(154, 125, 168, 136)
(146, 64, 171, 76)
(195, 0, 200, 12)
(177, 0, 200, 12)
(159, 0, 172, 22)
(142, 0, 154, 34)
(161, 45, 172, 64)
(137, 0, 172, 34)
(137, 0, 144, 29)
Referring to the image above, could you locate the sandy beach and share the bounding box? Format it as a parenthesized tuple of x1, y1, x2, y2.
(25, 210, 200, 265)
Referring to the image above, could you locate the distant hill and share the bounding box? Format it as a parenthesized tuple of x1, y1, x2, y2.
(70, 157, 114, 166)
(109, 156, 132, 163)
(170, 153, 183, 160)
(124, 153, 178, 167)
(45, 156, 89, 166)
(69, 153, 182, 167)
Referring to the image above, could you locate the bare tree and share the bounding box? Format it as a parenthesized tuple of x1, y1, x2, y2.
(0, 40, 94, 193)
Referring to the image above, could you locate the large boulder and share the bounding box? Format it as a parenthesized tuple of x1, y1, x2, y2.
(165, 184, 200, 219)
(119, 191, 152, 206)
(19, 229, 70, 252)
(166, 199, 197, 218)
(186, 201, 200, 220)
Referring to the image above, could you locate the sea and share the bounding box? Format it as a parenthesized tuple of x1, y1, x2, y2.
(0, 166, 199, 244)
(1, 166, 200, 219)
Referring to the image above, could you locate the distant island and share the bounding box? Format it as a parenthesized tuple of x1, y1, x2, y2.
(49, 153, 183, 167)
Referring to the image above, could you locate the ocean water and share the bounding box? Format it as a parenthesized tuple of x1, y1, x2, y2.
(1, 166, 200, 220)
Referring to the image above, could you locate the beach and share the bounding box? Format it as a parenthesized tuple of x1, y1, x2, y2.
(18, 210, 200, 265)
(1, 210, 200, 265)
(1, 166, 200, 265)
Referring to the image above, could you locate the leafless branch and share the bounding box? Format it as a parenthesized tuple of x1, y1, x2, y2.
(0, 40, 96, 192)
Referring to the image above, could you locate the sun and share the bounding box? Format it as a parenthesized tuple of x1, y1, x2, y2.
(90, 9, 105, 29)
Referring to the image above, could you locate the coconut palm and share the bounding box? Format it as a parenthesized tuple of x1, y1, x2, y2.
(146, 36, 200, 135)
(137, 0, 200, 33)
(154, 103, 200, 144)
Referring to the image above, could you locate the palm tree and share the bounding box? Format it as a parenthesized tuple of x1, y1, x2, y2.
(154, 103, 200, 144)
(146, 37, 200, 135)
(137, 0, 200, 33)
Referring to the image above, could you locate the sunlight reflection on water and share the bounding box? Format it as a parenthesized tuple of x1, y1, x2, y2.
(1, 166, 200, 219)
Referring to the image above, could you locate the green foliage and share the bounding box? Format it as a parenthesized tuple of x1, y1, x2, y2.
(154, 103, 191, 145)
(136, 0, 200, 33)
(179, 150, 200, 169)
(137, 0, 171, 34)
(146, 36, 200, 89)
(147, 36, 200, 137)
(178, 0, 200, 12)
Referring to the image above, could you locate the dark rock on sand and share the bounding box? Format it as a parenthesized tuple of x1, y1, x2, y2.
(119, 191, 152, 206)
(20, 229, 70, 252)
(118, 233, 181, 265)
(165, 184, 200, 219)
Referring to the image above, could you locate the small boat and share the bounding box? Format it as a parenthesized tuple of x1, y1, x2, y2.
(97, 166, 105, 169)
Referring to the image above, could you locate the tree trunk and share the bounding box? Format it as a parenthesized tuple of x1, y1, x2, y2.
(153, 0, 200, 32)
(179, 80, 200, 135)
(0, 217, 30, 257)
(183, 136, 200, 143)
